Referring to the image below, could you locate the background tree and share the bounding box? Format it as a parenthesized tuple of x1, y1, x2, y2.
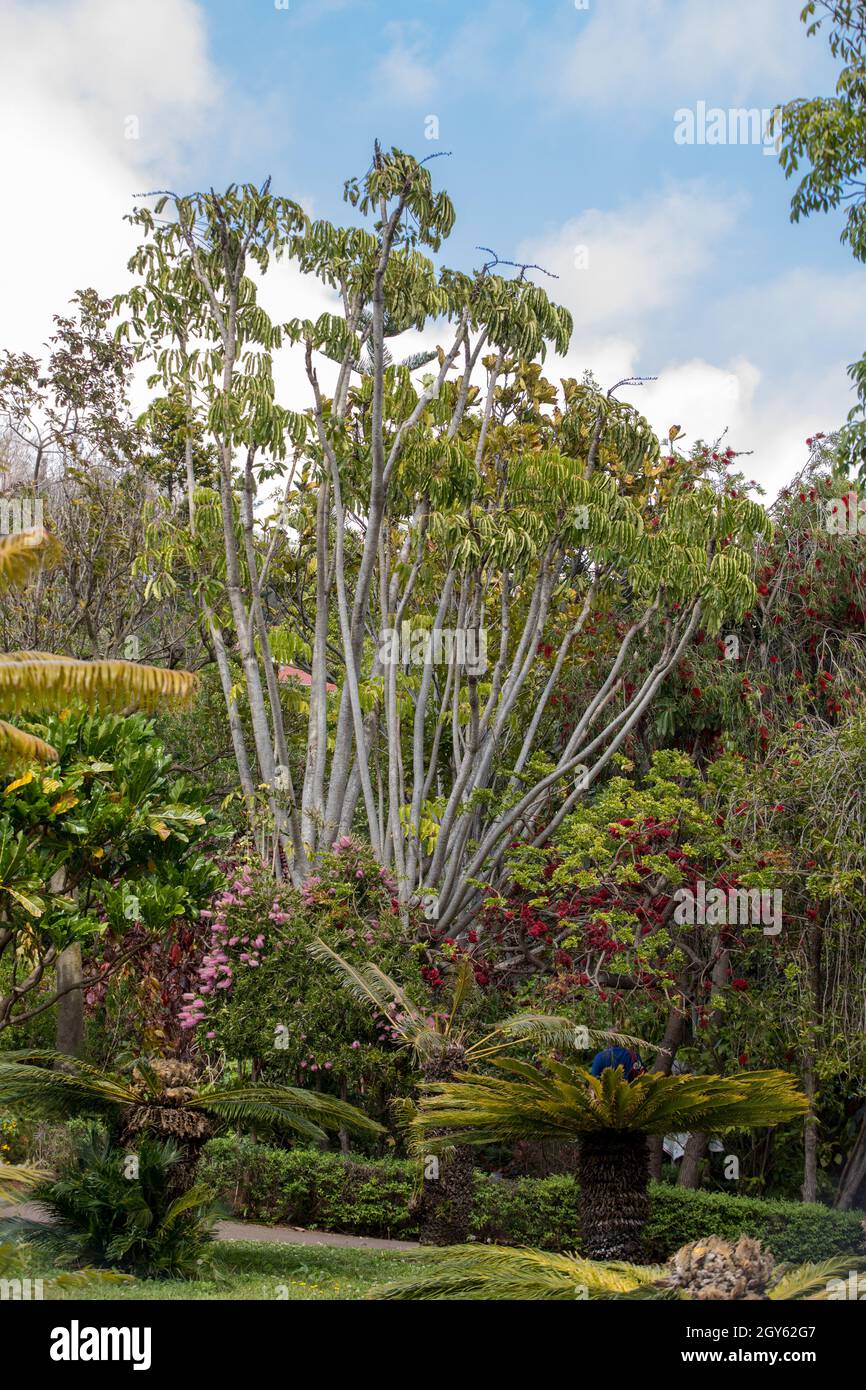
(775, 1, 866, 474)
(123, 151, 769, 929)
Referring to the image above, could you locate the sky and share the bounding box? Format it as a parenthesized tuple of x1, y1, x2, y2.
(0, 0, 860, 496)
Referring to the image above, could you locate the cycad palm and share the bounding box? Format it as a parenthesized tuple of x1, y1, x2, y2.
(0, 530, 196, 770)
(411, 1058, 808, 1260)
(309, 938, 650, 1244)
(0, 1051, 381, 1195)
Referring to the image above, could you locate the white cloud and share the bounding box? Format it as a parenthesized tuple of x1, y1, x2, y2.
(0, 0, 219, 355)
(374, 22, 437, 105)
(544, 0, 826, 114)
(518, 183, 742, 333)
(517, 184, 863, 495)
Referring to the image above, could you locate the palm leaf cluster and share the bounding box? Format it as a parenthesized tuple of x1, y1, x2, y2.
(1, 1128, 218, 1278)
(411, 1058, 809, 1150)
(372, 1242, 866, 1302)
(0, 1050, 383, 1147)
(308, 939, 652, 1066)
(0, 530, 196, 770)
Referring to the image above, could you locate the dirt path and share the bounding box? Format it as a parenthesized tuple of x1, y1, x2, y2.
(2, 1201, 418, 1251)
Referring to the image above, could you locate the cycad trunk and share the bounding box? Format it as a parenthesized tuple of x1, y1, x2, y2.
(121, 1105, 212, 1199)
(121, 1064, 212, 1199)
(577, 1130, 649, 1261)
(413, 1043, 474, 1245)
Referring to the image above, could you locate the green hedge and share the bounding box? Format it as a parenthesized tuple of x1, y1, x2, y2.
(199, 1137, 866, 1264)
(643, 1184, 866, 1264)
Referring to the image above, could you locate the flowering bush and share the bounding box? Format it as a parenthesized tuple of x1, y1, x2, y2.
(181, 837, 430, 1126)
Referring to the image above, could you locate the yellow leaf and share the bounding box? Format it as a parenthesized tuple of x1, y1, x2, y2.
(49, 792, 79, 815)
(4, 771, 34, 795)
(91, 847, 105, 859)
(151, 821, 170, 840)
(41, 778, 62, 793)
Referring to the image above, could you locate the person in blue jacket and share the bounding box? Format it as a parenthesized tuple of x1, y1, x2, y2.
(590, 1045, 645, 1081)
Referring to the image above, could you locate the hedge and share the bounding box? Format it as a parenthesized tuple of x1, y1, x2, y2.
(199, 1137, 866, 1263)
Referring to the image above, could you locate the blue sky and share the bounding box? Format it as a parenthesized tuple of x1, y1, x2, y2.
(2, 0, 861, 490)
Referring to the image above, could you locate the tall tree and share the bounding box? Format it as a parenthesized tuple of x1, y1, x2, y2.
(122, 149, 770, 927)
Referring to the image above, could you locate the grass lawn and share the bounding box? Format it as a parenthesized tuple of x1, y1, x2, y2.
(37, 1241, 407, 1301)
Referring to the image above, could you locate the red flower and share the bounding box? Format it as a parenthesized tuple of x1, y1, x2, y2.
(731, 978, 749, 992)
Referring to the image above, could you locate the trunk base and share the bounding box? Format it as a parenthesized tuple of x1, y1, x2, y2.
(577, 1129, 649, 1262)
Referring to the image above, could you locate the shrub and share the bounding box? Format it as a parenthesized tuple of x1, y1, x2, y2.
(184, 842, 429, 1128)
(201, 1137, 418, 1238)
(199, 1138, 866, 1261)
(13, 1125, 219, 1278)
(643, 1183, 866, 1265)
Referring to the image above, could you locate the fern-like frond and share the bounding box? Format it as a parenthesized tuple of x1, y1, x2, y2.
(0, 654, 196, 714)
(769, 1255, 866, 1301)
(0, 530, 61, 589)
(372, 1243, 664, 1301)
(0, 719, 58, 770)
(412, 1060, 808, 1148)
(0, 1161, 50, 1203)
(307, 937, 424, 1040)
(0, 1054, 137, 1118)
(472, 1013, 655, 1060)
(193, 1081, 383, 1139)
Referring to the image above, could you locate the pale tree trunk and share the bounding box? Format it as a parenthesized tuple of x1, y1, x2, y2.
(801, 1064, 819, 1202)
(801, 917, 823, 1203)
(648, 999, 686, 1181)
(678, 948, 729, 1190)
(835, 1107, 866, 1210)
(55, 943, 84, 1058)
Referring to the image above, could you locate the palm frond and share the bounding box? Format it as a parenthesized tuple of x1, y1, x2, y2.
(0, 530, 61, 589)
(412, 1060, 808, 1148)
(372, 1243, 664, 1301)
(0, 719, 58, 770)
(160, 1184, 220, 1232)
(307, 937, 424, 1038)
(445, 958, 476, 1033)
(769, 1255, 866, 1301)
(0, 1161, 49, 1202)
(193, 1081, 383, 1139)
(0, 1054, 137, 1119)
(472, 1013, 656, 1060)
(0, 653, 196, 714)
(52, 1267, 136, 1290)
